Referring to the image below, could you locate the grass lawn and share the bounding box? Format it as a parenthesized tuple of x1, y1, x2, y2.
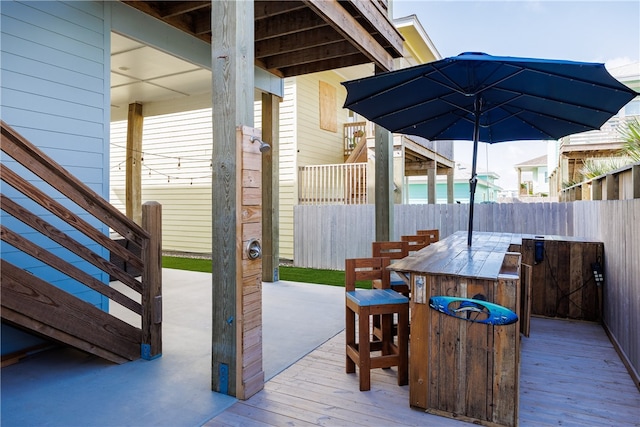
(162, 256, 370, 288)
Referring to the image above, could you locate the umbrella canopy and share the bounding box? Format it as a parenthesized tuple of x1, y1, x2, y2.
(342, 52, 638, 246)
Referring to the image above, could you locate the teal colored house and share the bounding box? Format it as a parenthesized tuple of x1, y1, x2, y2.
(407, 165, 502, 204)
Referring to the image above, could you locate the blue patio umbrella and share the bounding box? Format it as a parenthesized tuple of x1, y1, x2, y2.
(341, 52, 637, 246)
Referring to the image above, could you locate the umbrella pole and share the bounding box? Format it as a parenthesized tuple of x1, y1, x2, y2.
(468, 96, 481, 246)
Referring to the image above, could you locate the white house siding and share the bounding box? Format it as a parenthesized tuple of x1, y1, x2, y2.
(277, 79, 298, 260)
(110, 109, 214, 253)
(0, 0, 110, 352)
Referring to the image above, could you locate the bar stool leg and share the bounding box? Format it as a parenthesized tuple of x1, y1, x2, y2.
(359, 306, 371, 391)
(345, 306, 355, 374)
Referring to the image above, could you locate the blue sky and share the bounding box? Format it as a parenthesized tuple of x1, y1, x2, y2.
(392, 0, 640, 191)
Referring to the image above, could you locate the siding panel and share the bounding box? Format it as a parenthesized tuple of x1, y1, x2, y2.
(110, 109, 214, 253)
(1, 0, 110, 325)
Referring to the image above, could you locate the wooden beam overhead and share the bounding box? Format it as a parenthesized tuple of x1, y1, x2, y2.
(278, 52, 369, 77)
(255, 8, 327, 41)
(344, 0, 404, 56)
(255, 26, 343, 58)
(158, 1, 209, 19)
(265, 40, 359, 69)
(254, 1, 307, 20)
(122, 1, 197, 35)
(302, 0, 395, 71)
(120, 0, 404, 78)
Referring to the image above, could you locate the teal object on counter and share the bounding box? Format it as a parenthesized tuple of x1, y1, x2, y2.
(429, 296, 518, 325)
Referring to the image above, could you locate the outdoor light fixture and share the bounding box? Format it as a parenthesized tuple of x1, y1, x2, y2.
(592, 261, 604, 285)
(250, 136, 271, 153)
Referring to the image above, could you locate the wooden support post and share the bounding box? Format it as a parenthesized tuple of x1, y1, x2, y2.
(592, 178, 603, 200)
(632, 164, 640, 199)
(126, 102, 143, 225)
(261, 92, 280, 282)
(374, 65, 393, 242)
(427, 167, 436, 204)
(141, 201, 162, 360)
(447, 169, 454, 203)
(393, 151, 404, 204)
(606, 173, 619, 200)
(581, 182, 590, 200)
(211, 0, 254, 398)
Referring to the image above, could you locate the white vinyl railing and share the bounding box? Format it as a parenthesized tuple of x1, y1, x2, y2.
(298, 163, 368, 205)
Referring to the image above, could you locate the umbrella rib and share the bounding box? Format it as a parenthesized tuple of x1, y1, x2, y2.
(395, 108, 469, 137)
(524, 67, 637, 111)
(472, 65, 629, 115)
(346, 63, 441, 106)
(485, 84, 627, 116)
(497, 105, 602, 133)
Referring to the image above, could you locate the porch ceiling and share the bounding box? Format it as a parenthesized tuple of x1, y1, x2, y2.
(119, 0, 404, 78)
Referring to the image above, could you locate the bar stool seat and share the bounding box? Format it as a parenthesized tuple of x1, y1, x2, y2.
(346, 288, 408, 306)
(345, 257, 409, 391)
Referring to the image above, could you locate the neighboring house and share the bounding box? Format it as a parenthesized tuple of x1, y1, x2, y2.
(406, 163, 501, 204)
(548, 62, 640, 196)
(110, 14, 453, 260)
(515, 155, 549, 197)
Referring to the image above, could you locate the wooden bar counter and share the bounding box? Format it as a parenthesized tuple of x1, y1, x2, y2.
(390, 231, 522, 427)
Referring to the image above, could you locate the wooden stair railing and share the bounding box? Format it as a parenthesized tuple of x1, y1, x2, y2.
(0, 120, 162, 363)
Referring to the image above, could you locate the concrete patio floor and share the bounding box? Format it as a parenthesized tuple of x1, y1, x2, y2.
(1, 268, 345, 427)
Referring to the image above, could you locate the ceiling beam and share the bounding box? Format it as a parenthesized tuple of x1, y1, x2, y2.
(265, 40, 359, 69)
(255, 8, 328, 41)
(344, 0, 404, 57)
(302, 0, 394, 71)
(158, 1, 210, 19)
(255, 26, 343, 58)
(254, 1, 307, 20)
(121, 1, 197, 36)
(278, 52, 369, 77)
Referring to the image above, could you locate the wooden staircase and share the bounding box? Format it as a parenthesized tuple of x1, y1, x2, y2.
(1, 121, 162, 364)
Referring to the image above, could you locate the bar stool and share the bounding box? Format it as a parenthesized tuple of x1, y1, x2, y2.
(371, 241, 409, 296)
(401, 234, 430, 253)
(417, 229, 440, 244)
(345, 257, 409, 391)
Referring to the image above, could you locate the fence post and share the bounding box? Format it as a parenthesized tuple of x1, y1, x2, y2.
(633, 165, 640, 199)
(141, 201, 162, 360)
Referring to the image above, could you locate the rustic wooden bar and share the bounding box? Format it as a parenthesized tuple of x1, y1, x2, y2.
(390, 231, 522, 427)
(510, 235, 604, 321)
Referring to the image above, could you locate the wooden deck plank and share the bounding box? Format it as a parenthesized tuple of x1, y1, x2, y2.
(205, 317, 640, 427)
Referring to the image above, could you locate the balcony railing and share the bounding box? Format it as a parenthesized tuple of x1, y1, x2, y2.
(298, 163, 368, 205)
(561, 115, 635, 146)
(343, 121, 369, 158)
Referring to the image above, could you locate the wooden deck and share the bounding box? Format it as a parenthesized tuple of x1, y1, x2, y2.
(205, 317, 640, 427)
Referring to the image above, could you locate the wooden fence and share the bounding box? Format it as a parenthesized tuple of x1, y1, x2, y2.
(560, 162, 640, 202)
(294, 199, 640, 388)
(294, 202, 575, 269)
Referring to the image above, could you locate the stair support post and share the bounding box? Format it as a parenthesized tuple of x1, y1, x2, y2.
(141, 201, 162, 360)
